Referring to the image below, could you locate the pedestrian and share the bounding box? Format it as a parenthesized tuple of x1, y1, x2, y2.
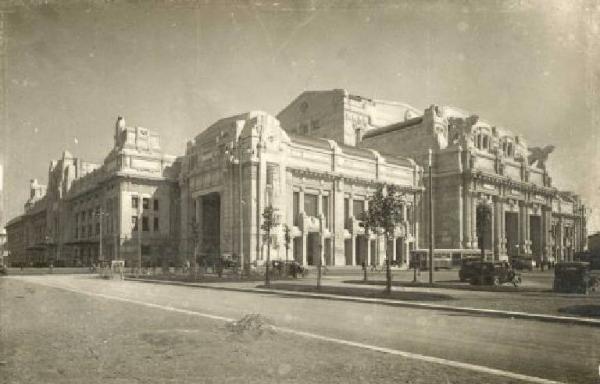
(49, 263, 54, 274)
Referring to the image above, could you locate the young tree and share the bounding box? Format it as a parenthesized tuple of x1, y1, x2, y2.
(283, 224, 291, 276)
(261, 205, 278, 287)
(362, 184, 405, 294)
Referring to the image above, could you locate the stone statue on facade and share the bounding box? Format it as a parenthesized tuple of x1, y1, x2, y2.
(527, 145, 555, 170)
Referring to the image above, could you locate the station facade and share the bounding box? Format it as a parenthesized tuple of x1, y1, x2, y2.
(4, 90, 587, 268)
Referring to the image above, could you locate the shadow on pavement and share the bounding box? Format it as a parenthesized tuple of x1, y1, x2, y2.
(558, 305, 600, 318)
(343, 279, 547, 293)
(264, 282, 455, 301)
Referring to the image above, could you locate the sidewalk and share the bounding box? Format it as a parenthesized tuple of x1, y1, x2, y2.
(127, 274, 600, 327)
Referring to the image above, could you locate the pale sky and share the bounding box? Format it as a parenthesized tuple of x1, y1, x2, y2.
(2, 0, 599, 231)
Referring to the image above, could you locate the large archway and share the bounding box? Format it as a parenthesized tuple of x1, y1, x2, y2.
(201, 193, 221, 259)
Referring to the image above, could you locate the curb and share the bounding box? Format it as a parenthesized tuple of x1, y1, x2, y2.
(127, 278, 600, 328)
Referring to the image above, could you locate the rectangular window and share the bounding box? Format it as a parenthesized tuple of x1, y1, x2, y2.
(322, 195, 329, 228)
(311, 119, 320, 131)
(132, 216, 138, 231)
(304, 194, 318, 217)
(293, 191, 300, 226)
(95, 222, 100, 235)
(353, 200, 364, 220)
(300, 123, 309, 135)
(81, 226, 86, 238)
(344, 198, 350, 229)
(154, 217, 159, 232)
(153, 199, 159, 211)
(132, 196, 139, 209)
(142, 216, 149, 231)
(143, 198, 150, 209)
(88, 225, 92, 238)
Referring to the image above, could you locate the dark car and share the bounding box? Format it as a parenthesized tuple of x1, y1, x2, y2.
(0, 264, 7, 275)
(553, 262, 599, 294)
(271, 260, 306, 278)
(458, 258, 481, 282)
(511, 257, 536, 271)
(467, 262, 520, 287)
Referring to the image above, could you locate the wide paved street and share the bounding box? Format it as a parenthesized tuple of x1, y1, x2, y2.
(1, 275, 599, 383)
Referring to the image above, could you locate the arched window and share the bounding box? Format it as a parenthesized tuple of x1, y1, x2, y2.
(482, 135, 489, 150)
(507, 143, 513, 157)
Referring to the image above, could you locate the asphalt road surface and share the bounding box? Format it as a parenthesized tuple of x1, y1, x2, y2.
(2, 275, 599, 383)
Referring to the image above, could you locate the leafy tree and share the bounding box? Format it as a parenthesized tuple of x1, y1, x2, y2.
(362, 184, 405, 294)
(261, 205, 278, 287)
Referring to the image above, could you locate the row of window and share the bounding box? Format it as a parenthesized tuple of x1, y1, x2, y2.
(474, 132, 515, 158)
(289, 119, 321, 135)
(132, 216, 160, 232)
(292, 192, 329, 227)
(132, 196, 159, 211)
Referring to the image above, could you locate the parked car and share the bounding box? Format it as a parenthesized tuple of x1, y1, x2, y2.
(270, 260, 307, 278)
(0, 264, 7, 275)
(467, 262, 521, 287)
(458, 258, 481, 282)
(511, 257, 536, 271)
(553, 262, 599, 294)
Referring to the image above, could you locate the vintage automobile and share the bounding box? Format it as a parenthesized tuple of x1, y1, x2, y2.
(458, 258, 481, 282)
(467, 262, 521, 287)
(270, 260, 307, 278)
(553, 262, 599, 294)
(511, 257, 536, 271)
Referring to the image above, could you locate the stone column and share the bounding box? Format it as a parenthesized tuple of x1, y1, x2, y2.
(471, 193, 478, 249)
(333, 180, 345, 266)
(366, 236, 371, 266)
(463, 183, 471, 248)
(301, 232, 307, 266)
(500, 200, 506, 255)
(350, 235, 356, 266)
(518, 201, 525, 256)
(494, 196, 503, 259)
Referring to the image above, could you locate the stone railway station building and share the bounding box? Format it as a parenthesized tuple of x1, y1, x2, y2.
(5, 90, 587, 268)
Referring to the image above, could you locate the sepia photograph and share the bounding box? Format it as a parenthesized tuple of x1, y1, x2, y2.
(0, 0, 599, 383)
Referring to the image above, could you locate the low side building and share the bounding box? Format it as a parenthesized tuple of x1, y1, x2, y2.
(5, 216, 25, 266)
(5, 117, 180, 267)
(179, 111, 422, 268)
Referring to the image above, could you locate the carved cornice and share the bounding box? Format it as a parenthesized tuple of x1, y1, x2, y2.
(288, 167, 423, 194)
(469, 170, 556, 197)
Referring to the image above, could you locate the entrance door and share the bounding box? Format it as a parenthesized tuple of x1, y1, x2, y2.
(505, 212, 519, 257)
(530, 215, 542, 259)
(307, 233, 319, 266)
(201, 193, 221, 259)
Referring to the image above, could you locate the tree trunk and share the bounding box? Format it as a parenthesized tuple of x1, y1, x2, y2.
(385, 236, 392, 294)
(265, 232, 271, 287)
